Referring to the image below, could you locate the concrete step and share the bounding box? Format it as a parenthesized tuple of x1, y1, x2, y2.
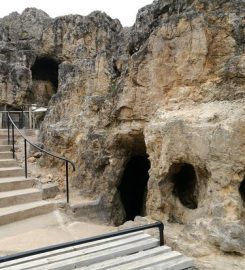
(0, 135, 21, 140)
(0, 177, 35, 192)
(0, 134, 7, 139)
(0, 129, 35, 136)
(0, 159, 18, 168)
(0, 134, 11, 139)
(0, 129, 20, 134)
(142, 256, 194, 270)
(107, 251, 182, 270)
(82, 245, 172, 270)
(118, 253, 191, 270)
(0, 139, 10, 145)
(0, 151, 13, 159)
(0, 167, 24, 178)
(0, 145, 12, 152)
(0, 200, 54, 226)
(0, 188, 42, 207)
(0, 129, 9, 135)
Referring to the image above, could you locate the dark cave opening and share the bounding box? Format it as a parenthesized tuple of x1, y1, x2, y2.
(168, 163, 198, 209)
(31, 57, 59, 89)
(118, 155, 150, 221)
(239, 176, 245, 203)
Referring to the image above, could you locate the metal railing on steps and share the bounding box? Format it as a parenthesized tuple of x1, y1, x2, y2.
(7, 112, 75, 203)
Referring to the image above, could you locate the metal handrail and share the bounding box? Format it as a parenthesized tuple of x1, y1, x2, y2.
(0, 110, 29, 112)
(7, 112, 75, 203)
(0, 221, 164, 263)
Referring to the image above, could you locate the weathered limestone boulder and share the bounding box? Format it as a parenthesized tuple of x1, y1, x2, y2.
(0, 8, 51, 106)
(42, 183, 59, 200)
(0, 0, 244, 265)
(144, 102, 245, 256)
(145, 102, 245, 222)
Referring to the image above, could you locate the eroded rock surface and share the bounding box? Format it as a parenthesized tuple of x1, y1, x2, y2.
(0, 0, 245, 268)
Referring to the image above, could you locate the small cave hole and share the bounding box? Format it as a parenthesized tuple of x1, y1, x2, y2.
(31, 57, 59, 89)
(167, 163, 198, 209)
(118, 155, 150, 221)
(239, 176, 245, 203)
(112, 59, 121, 78)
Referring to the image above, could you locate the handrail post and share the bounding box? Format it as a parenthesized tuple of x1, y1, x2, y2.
(24, 139, 27, 178)
(11, 123, 15, 158)
(158, 222, 164, 246)
(7, 114, 10, 145)
(21, 108, 24, 129)
(66, 160, 69, 204)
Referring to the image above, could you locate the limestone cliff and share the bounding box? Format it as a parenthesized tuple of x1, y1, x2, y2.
(0, 0, 245, 267)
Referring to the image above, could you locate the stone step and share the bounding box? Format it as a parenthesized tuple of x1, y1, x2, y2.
(0, 129, 9, 135)
(109, 251, 183, 270)
(0, 188, 42, 207)
(0, 135, 21, 140)
(0, 129, 18, 136)
(81, 245, 172, 270)
(0, 145, 12, 152)
(0, 139, 10, 145)
(0, 129, 35, 136)
(0, 159, 18, 168)
(0, 151, 14, 159)
(0, 134, 12, 139)
(0, 177, 35, 192)
(0, 167, 24, 178)
(3, 234, 159, 270)
(0, 134, 7, 139)
(141, 256, 194, 270)
(0, 200, 54, 226)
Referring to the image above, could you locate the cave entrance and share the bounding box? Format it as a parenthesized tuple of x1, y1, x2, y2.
(31, 57, 59, 89)
(30, 57, 59, 106)
(118, 155, 150, 221)
(167, 163, 198, 209)
(239, 176, 245, 204)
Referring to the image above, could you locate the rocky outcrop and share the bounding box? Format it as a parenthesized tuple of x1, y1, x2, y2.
(0, 8, 122, 107)
(0, 0, 245, 265)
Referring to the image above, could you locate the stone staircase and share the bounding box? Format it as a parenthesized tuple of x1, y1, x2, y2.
(0, 130, 54, 226)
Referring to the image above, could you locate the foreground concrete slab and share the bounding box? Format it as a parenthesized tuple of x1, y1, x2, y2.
(0, 211, 115, 256)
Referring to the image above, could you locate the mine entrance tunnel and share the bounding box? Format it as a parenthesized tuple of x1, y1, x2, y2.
(118, 155, 150, 221)
(168, 163, 198, 209)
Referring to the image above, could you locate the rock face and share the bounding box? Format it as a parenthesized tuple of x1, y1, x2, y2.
(0, 0, 245, 262)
